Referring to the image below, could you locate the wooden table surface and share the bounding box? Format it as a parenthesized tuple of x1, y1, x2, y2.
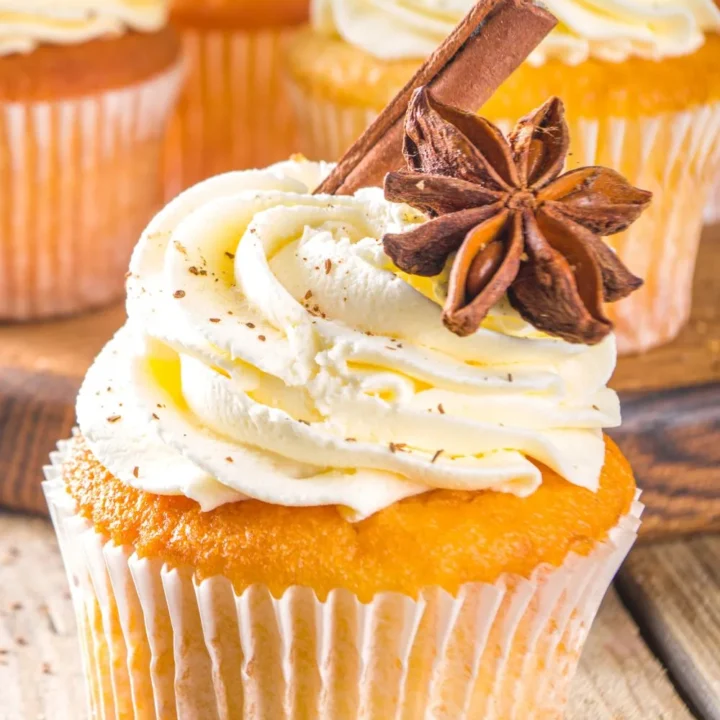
(1, 510, 718, 720)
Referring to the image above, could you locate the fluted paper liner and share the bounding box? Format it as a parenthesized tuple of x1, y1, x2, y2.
(289, 77, 720, 354)
(163, 27, 299, 203)
(287, 81, 380, 166)
(0, 63, 183, 321)
(706, 179, 720, 225)
(557, 106, 720, 354)
(44, 438, 642, 719)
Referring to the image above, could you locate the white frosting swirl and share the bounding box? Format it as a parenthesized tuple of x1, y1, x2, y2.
(78, 160, 621, 521)
(311, 0, 720, 65)
(0, 1, 167, 56)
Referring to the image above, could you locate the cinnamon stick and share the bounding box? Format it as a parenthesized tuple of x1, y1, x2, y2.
(314, 0, 556, 196)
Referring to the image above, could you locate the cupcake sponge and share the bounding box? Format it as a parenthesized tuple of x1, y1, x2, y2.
(64, 436, 635, 602)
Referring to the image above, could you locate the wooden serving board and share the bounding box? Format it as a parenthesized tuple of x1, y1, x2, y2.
(1, 227, 718, 538)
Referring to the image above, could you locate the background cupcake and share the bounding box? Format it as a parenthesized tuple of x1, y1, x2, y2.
(287, 0, 720, 353)
(46, 159, 642, 718)
(0, 2, 182, 321)
(163, 0, 309, 201)
(707, 182, 720, 224)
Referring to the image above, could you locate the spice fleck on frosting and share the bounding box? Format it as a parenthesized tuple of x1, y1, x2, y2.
(383, 87, 652, 343)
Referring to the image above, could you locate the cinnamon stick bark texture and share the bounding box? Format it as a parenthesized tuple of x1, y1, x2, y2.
(314, 0, 557, 196)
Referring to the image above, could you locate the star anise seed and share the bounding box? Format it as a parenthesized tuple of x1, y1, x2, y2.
(383, 87, 652, 343)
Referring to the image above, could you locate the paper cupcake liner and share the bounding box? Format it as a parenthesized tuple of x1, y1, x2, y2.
(287, 81, 380, 163)
(163, 26, 300, 202)
(0, 62, 183, 321)
(705, 179, 720, 225)
(44, 437, 641, 719)
(289, 78, 720, 354)
(550, 106, 720, 354)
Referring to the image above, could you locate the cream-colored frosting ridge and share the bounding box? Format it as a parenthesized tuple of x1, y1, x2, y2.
(312, 0, 720, 65)
(78, 160, 621, 521)
(0, 1, 167, 56)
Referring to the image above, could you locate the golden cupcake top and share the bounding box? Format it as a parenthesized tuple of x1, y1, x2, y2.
(0, 0, 169, 56)
(64, 434, 636, 599)
(169, 0, 308, 28)
(312, 0, 720, 64)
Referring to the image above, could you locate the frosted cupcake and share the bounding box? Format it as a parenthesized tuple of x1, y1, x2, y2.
(162, 0, 309, 201)
(287, 0, 720, 353)
(0, 2, 182, 320)
(45, 106, 647, 717)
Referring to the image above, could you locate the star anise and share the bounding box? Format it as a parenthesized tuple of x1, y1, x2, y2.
(382, 87, 652, 343)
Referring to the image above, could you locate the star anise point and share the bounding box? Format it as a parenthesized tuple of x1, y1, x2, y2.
(383, 86, 652, 344)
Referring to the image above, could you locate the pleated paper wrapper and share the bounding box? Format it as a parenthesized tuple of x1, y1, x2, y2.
(553, 106, 720, 355)
(289, 79, 720, 354)
(287, 82, 379, 167)
(44, 438, 642, 720)
(163, 27, 300, 203)
(0, 62, 183, 321)
(706, 179, 720, 225)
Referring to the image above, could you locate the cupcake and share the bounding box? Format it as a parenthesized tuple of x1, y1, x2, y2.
(45, 111, 647, 717)
(0, 2, 183, 321)
(162, 0, 309, 201)
(287, 0, 720, 353)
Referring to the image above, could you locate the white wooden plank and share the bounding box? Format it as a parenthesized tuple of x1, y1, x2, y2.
(619, 536, 720, 720)
(570, 589, 694, 720)
(0, 514, 85, 720)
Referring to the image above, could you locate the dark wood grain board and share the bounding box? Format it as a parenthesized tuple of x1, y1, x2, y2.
(0, 228, 718, 537)
(0, 305, 125, 514)
(0, 369, 79, 516)
(612, 223, 720, 540)
(611, 384, 720, 539)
